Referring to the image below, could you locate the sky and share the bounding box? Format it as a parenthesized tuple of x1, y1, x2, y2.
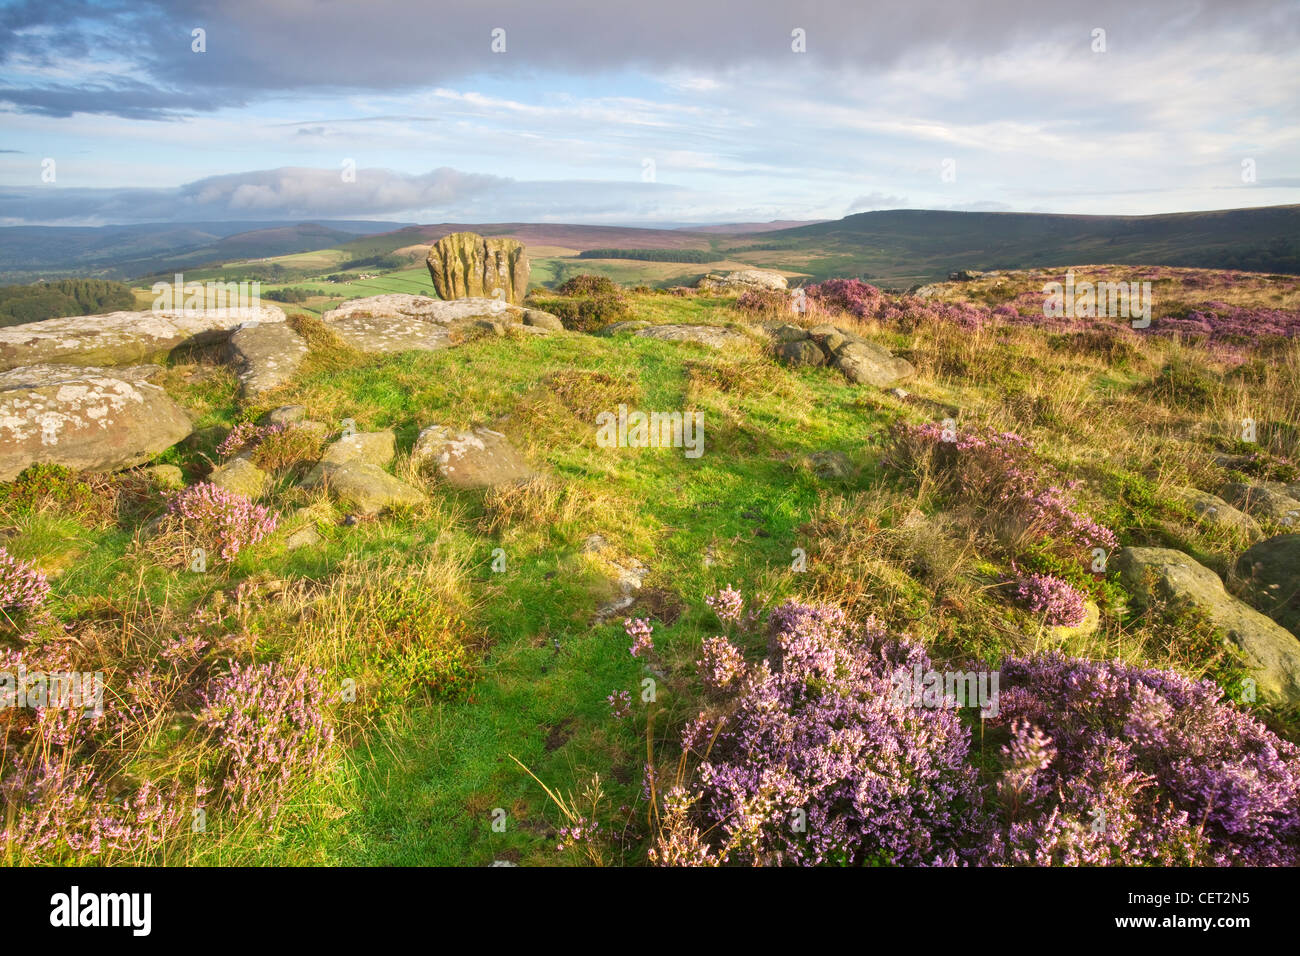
(0, 0, 1297, 227)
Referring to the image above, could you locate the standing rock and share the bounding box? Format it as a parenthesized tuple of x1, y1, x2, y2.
(0, 365, 192, 481)
(225, 322, 309, 397)
(1115, 546, 1300, 705)
(426, 232, 529, 305)
(1236, 535, 1300, 636)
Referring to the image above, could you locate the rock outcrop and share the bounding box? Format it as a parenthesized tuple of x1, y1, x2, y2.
(696, 270, 789, 293)
(426, 232, 529, 305)
(1236, 534, 1300, 636)
(0, 365, 193, 480)
(225, 322, 309, 397)
(320, 294, 561, 354)
(1222, 482, 1300, 528)
(0, 307, 287, 372)
(1115, 546, 1300, 705)
(1172, 487, 1263, 541)
(768, 323, 915, 388)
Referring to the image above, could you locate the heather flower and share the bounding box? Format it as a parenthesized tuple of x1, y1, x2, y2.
(166, 482, 277, 562)
(624, 617, 654, 658)
(606, 690, 631, 719)
(984, 654, 1300, 866)
(0, 547, 50, 614)
(217, 421, 263, 458)
(198, 660, 335, 820)
(1013, 574, 1089, 627)
(698, 635, 745, 694)
(705, 585, 744, 623)
(657, 597, 985, 866)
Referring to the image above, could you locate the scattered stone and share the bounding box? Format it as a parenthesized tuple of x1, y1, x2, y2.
(1221, 482, 1300, 527)
(413, 425, 536, 489)
(316, 429, 396, 470)
(302, 462, 426, 515)
(1115, 546, 1300, 705)
(696, 269, 789, 293)
(426, 232, 529, 305)
(805, 450, 853, 480)
(225, 322, 309, 397)
(0, 307, 286, 372)
(260, 405, 308, 426)
(1049, 599, 1102, 640)
(0, 365, 193, 481)
(769, 323, 811, 343)
(142, 463, 185, 489)
(522, 309, 564, 331)
(633, 324, 752, 350)
(1236, 534, 1300, 636)
(285, 524, 323, 551)
(890, 388, 910, 400)
(208, 456, 269, 499)
(1172, 487, 1263, 541)
(777, 339, 826, 368)
(835, 340, 916, 388)
(602, 320, 651, 335)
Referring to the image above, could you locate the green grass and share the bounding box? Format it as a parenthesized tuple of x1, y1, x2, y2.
(6, 277, 1299, 866)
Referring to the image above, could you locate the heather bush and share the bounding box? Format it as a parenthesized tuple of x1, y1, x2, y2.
(655, 600, 985, 866)
(984, 654, 1300, 866)
(199, 660, 335, 820)
(651, 594, 1300, 867)
(161, 482, 278, 563)
(219, 422, 321, 471)
(556, 274, 620, 296)
(0, 546, 50, 615)
(1013, 573, 1088, 627)
(886, 421, 1117, 559)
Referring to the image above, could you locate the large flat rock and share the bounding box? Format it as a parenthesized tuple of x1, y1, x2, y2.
(0, 307, 287, 372)
(633, 324, 753, 350)
(0, 365, 193, 481)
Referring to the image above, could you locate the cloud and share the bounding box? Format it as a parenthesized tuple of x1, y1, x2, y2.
(846, 192, 910, 213)
(1, 0, 1294, 119)
(0, 166, 511, 223)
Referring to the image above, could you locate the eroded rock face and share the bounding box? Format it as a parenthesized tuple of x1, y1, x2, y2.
(1116, 546, 1300, 705)
(426, 232, 529, 304)
(696, 270, 789, 293)
(0, 365, 193, 480)
(412, 425, 536, 488)
(0, 307, 287, 372)
(226, 322, 309, 397)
